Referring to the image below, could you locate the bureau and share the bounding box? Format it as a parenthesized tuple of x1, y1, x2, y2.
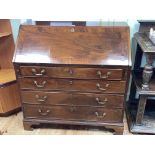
(13, 25, 131, 134)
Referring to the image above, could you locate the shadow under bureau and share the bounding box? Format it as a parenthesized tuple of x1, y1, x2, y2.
(13, 25, 131, 134)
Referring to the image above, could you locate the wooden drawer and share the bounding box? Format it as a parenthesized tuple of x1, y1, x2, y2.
(21, 91, 124, 108)
(23, 104, 123, 123)
(19, 78, 126, 93)
(19, 66, 123, 80)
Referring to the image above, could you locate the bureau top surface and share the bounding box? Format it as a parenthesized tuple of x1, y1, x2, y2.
(13, 25, 131, 67)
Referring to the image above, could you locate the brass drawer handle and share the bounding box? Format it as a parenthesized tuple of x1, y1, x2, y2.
(35, 95, 47, 102)
(69, 106, 77, 112)
(32, 68, 46, 76)
(38, 109, 50, 116)
(95, 112, 106, 118)
(96, 83, 109, 91)
(64, 68, 73, 75)
(97, 71, 111, 79)
(95, 97, 108, 105)
(34, 80, 47, 88)
(71, 28, 75, 32)
(69, 80, 73, 85)
(68, 69, 73, 75)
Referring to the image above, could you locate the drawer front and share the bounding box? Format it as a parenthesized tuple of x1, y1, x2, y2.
(23, 104, 123, 123)
(20, 66, 123, 80)
(19, 78, 126, 93)
(21, 91, 124, 108)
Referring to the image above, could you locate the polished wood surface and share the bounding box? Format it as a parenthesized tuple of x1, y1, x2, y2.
(14, 25, 131, 134)
(21, 91, 124, 108)
(0, 19, 21, 115)
(0, 32, 12, 38)
(19, 78, 126, 93)
(20, 66, 124, 80)
(0, 69, 16, 86)
(0, 19, 12, 36)
(23, 104, 123, 123)
(0, 83, 20, 114)
(0, 35, 15, 69)
(13, 25, 130, 66)
(0, 20, 14, 69)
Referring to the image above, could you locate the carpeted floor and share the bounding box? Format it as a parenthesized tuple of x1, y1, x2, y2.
(0, 112, 132, 135)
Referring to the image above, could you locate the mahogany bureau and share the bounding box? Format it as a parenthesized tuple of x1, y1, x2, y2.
(13, 25, 131, 134)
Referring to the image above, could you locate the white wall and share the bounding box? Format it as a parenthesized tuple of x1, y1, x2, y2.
(10, 19, 21, 42)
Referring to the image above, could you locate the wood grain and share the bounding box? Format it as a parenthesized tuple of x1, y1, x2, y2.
(23, 104, 123, 123)
(0, 19, 12, 35)
(19, 78, 126, 93)
(14, 26, 131, 134)
(19, 66, 124, 80)
(21, 91, 124, 108)
(0, 69, 16, 86)
(0, 19, 14, 69)
(0, 20, 14, 69)
(0, 32, 12, 38)
(13, 25, 130, 67)
(0, 83, 20, 114)
(0, 19, 21, 115)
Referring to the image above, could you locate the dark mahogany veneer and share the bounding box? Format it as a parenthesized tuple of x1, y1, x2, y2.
(13, 25, 131, 134)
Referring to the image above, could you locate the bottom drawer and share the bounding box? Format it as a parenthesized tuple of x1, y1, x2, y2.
(23, 104, 123, 123)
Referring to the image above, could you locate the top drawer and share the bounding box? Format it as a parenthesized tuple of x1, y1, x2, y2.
(19, 66, 124, 80)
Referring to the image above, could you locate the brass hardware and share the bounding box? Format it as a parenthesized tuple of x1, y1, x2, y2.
(96, 83, 109, 91)
(97, 71, 111, 79)
(69, 80, 73, 85)
(70, 28, 85, 32)
(33, 81, 47, 88)
(95, 112, 106, 118)
(69, 69, 73, 75)
(64, 68, 73, 75)
(32, 68, 46, 76)
(71, 28, 75, 32)
(69, 106, 77, 112)
(95, 97, 108, 105)
(38, 109, 50, 116)
(35, 95, 47, 102)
